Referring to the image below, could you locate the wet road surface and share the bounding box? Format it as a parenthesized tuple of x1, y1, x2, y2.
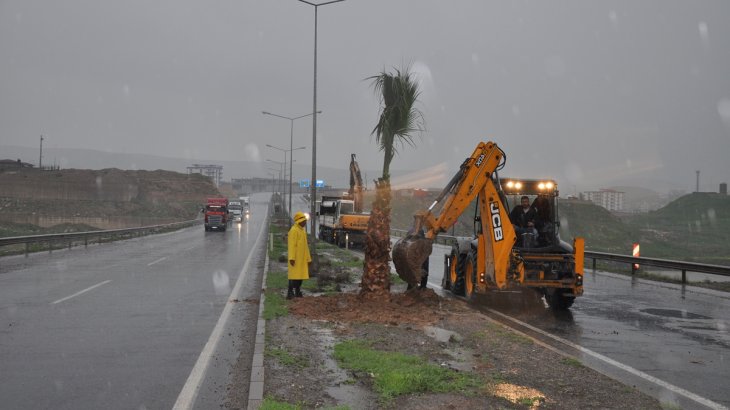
(0, 194, 270, 410)
(421, 242, 730, 410)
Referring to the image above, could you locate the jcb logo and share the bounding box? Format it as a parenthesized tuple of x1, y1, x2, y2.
(475, 154, 485, 167)
(490, 201, 503, 241)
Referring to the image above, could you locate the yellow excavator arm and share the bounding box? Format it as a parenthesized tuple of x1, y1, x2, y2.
(393, 141, 518, 286)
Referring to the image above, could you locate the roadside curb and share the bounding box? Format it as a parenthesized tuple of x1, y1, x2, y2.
(247, 248, 269, 409)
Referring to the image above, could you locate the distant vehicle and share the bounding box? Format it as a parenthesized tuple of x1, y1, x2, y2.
(204, 197, 229, 231)
(228, 201, 244, 223)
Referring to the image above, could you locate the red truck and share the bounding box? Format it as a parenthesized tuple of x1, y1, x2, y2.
(204, 197, 229, 231)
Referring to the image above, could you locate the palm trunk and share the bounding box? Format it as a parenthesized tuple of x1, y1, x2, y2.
(361, 178, 391, 297)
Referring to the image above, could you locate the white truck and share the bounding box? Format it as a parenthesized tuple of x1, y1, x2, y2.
(229, 201, 244, 223)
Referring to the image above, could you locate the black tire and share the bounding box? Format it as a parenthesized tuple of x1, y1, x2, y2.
(449, 249, 467, 296)
(464, 250, 478, 302)
(545, 288, 575, 310)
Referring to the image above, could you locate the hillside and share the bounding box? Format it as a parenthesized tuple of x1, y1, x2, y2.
(626, 193, 730, 264)
(0, 168, 221, 234)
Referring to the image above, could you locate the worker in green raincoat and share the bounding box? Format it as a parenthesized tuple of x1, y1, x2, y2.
(287, 211, 311, 299)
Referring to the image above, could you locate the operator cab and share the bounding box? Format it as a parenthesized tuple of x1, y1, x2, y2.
(499, 178, 566, 251)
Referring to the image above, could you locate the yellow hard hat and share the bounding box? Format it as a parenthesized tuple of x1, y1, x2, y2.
(294, 211, 307, 223)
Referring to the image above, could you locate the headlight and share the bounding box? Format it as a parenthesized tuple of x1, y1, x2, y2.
(546, 181, 554, 189)
(514, 182, 522, 189)
(506, 181, 514, 188)
(538, 182, 546, 190)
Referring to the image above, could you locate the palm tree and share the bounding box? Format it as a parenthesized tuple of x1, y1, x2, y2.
(361, 65, 424, 297)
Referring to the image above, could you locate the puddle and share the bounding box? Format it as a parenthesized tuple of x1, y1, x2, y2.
(424, 326, 462, 343)
(640, 308, 712, 320)
(423, 326, 474, 372)
(310, 323, 376, 408)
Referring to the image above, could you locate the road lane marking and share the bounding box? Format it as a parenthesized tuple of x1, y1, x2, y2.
(51, 280, 112, 305)
(147, 257, 167, 266)
(485, 306, 727, 410)
(173, 205, 268, 410)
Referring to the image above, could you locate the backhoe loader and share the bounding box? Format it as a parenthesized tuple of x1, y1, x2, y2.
(392, 141, 584, 309)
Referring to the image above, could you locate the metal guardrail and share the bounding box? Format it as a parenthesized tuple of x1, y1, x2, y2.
(391, 229, 730, 283)
(0, 219, 202, 257)
(585, 251, 730, 283)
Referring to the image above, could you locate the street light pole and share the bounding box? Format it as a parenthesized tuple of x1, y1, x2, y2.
(263, 110, 319, 216)
(296, 0, 345, 271)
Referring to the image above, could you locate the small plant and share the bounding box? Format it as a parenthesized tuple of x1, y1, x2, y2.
(263, 291, 288, 319)
(265, 347, 310, 368)
(561, 357, 583, 368)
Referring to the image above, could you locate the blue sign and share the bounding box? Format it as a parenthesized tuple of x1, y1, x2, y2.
(315, 179, 325, 188)
(299, 179, 310, 188)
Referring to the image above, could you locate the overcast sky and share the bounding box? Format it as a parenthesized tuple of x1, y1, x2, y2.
(2, 1, 729, 193)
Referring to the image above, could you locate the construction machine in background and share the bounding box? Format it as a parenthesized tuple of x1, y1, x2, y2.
(317, 154, 370, 248)
(391, 141, 584, 309)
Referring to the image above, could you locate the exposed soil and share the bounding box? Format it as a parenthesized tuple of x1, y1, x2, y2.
(263, 249, 663, 409)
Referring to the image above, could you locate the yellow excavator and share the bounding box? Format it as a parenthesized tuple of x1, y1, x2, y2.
(392, 141, 584, 309)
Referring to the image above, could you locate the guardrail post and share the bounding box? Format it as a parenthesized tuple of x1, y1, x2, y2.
(85, 236, 88, 248)
(25, 242, 29, 257)
(592, 258, 596, 272)
(48, 240, 52, 254)
(682, 269, 687, 284)
(631, 263, 636, 275)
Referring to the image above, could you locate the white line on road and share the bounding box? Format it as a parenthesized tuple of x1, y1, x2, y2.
(173, 208, 268, 410)
(147, 257, 167, 266)
(51, 280, 112, 305)
(485, 306, 727, 410)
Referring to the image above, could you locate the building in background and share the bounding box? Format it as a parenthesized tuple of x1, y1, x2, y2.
(187, 164, 223, 187)
(581, 189, 625, 211)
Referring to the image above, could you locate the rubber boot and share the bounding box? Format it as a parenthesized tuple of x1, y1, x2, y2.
(295, 280, 303, 297)
(286, 280, 295, 300)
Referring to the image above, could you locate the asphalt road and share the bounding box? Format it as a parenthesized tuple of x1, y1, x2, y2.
(421, 242, 730, 410)
(0, 193, 270, 410)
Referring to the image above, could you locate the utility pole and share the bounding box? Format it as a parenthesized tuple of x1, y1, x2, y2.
(696, 170, 700, 192)
(39, 135, 44, 169)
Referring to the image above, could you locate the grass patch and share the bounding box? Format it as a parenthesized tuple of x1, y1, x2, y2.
(265, 347, 310, 368)
(483, 323, 533, 345)
(260, 397, 350, 410)
(561, 357, 583, 368)
(333, 339, 482, 401)
(263, 290, 288, 319)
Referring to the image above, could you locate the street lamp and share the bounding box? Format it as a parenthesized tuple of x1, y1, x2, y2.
(266, 159, 285, 202)
(263, 111, 312, 215)
(296, 0, 346, 269)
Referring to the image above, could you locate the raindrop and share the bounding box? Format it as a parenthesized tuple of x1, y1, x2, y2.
(707, 208, 716, 225)
(212, 270, 231, 295)
(559, 217, 569, 231)
(123, 84, 131, 97)
(471, 53, 479, 65)
(608, 10, 618, 26)
(717, 98, 730, 129)
(96, 176, 103, 189)
(511, 104, 520, 117)
(698, 21, 709, 47)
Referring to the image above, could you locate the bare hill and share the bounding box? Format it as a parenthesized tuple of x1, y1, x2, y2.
(0, 168, 221, 233)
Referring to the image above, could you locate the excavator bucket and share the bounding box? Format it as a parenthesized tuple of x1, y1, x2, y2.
(392, 235, 433, 287)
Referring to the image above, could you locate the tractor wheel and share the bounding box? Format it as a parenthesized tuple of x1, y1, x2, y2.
(449, 249, 467, 296)
(464, 250, 478, 302)
(545, 288, 575, 310)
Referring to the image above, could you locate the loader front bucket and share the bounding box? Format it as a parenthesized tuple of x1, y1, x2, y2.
(392, 235, 433, 287)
